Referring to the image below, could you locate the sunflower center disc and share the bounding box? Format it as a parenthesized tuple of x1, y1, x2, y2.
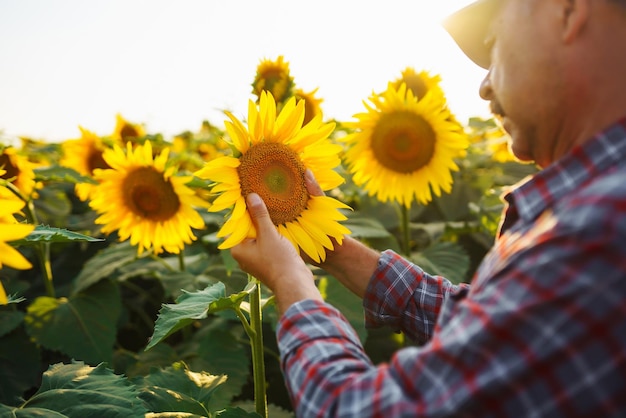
(371, 111, 436, 173)
(88, 150, 110, 173)
(238, 142, 308, 226)
(123, 167, 181, 221)
(0, 154, 19, 181)
(120, 124, 140, 141)
(402, 75, 429, 99)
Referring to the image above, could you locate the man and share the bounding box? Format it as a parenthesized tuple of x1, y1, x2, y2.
(231, 0, 626, 416)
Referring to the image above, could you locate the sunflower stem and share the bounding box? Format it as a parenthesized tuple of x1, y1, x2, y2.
(400, 203, 411, 256)
(248, 276, 268, 418)
(36, 243, 55, 298)
(7, 183, 56, 298)
(177, 251, 186, 272)
(234, 306, 254, 337)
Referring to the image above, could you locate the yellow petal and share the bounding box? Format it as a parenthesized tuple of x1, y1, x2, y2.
(209, 189, 241, 212)
(285, 221, 320, 263)
(0, 223, 35, 241)
(0, 200, 25, 218)
(0, 280, 7, 305)
(0, 242, 33, 270)
(218, 210, 252, 249)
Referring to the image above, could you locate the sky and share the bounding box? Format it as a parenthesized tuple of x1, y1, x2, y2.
(0, 0, 489, 144)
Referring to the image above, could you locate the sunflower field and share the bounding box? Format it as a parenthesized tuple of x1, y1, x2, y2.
(0, 56, 537, 417)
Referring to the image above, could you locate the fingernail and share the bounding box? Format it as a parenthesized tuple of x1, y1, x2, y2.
(305, 169, 315, 182)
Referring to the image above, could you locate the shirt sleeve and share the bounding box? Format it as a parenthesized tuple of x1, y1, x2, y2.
(362, 250, 469, 344)
(276, 193, 626, 417)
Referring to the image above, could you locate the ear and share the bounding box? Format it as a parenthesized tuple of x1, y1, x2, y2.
(562, 0, 590, 42)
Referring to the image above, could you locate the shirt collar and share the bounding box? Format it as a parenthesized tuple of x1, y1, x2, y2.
(502, 117, 626, 226)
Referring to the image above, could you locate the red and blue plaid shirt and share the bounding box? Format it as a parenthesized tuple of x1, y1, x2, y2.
(277, 117, 626, 417)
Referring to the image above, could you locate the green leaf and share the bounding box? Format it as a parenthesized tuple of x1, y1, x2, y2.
(343, 215, 393, 239)
(147, 283, 229, 350)
(319, 277, 367, 343)
(410, 241, 471, 284)
(135, 361, 227, 416)
(0, 327, 41, 406)
(227, 401, 287, 417)
(0, 310, 24, 337)
(115, 252, 215, 299)
(208, 286, 252, 313)
(10, 224, 104, 246)
(0, 404, 67, 417)
(4, 294, 26, 305)
(217, 406, 263, 417)
(73, 241, 138, 294)
(187, 323, 251, 411)
(184, 175, 213, 189)
(34, 165, 98, 184)
(31, 186, 72, 221)
(24, 280, 122, 364)
(3, 361, 147, 417)
(434, 180, 480, 222)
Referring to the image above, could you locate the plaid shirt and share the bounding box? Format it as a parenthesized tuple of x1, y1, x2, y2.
(277, 118, 626, 417)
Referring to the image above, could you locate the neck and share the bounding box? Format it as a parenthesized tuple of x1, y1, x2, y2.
(550, 16, 626, 164)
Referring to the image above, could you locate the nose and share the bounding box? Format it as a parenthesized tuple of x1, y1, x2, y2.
(479, 70, 493, 101)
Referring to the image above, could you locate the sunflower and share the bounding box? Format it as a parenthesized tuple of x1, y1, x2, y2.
(342, 82, 469, 208)
(467, 117, 517, 163)
(251, 55, 295, 106)
(389, 67, 445, 100)
(194, 91, 350, 263)
(0, 175, 34, 271)
(0, 146, 38, 199)
(390, 68, 467, 155)
(112, 113, 146, 144)
(89, 141, 206, 255)
(60, 127, 114, 201)
(295, 87, 324, 126)
(483, 125, 516, 163)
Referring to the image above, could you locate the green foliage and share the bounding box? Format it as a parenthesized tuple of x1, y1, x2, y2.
(0, 328, 41, 405)
(0, 361, 147, 417)
(24, 280, 122, 364)
(11, 224, 104, 246)
(134, 362, 227, 416)
(148, 282, 233, 350)
(0, 113, 538, 416)
(34, 165, 97, 185)
(411, 241, 471, 284)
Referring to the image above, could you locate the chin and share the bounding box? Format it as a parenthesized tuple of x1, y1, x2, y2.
(509, 142, 534, 164)
(507, 129, 533, 163)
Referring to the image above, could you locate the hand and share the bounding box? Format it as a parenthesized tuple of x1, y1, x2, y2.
(303, 170, 381, 298)
(230, 193, 323, 315)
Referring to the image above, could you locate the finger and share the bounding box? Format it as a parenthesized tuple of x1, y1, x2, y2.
(304, 169, 325, 196)
(246, 193, 276, 237)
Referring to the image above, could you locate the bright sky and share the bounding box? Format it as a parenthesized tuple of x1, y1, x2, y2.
(0, 0, 489, 144)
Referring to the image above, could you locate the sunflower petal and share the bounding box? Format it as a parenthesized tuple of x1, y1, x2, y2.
(284, 221, 320, 264)
(219, 210, 252, 249)
(0, 242, 33, 270)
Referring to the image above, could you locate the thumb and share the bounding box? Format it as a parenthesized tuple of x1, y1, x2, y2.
(246, 193, 276, 236)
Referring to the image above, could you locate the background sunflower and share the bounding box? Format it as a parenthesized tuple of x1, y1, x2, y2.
(0, 181, 34, 271)
(0, 146, 39, 200)
(60, 126, 114, 201)
(251, 55, 295, 107)
(89, 141, 206, 255)
(342, 82, 469, 208)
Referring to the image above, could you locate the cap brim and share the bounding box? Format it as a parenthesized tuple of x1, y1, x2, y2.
(442, 0, 499, 69)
